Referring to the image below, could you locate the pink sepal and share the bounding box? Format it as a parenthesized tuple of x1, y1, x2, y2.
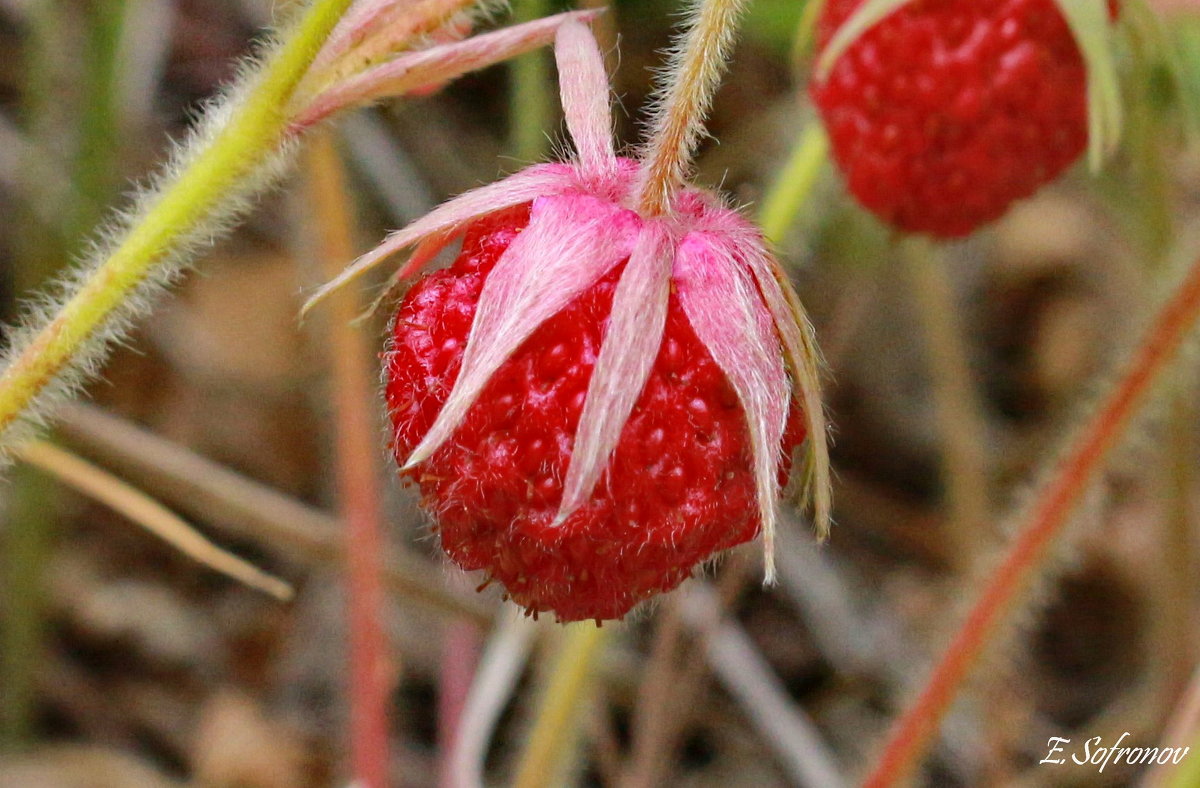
(556, 221, 674, 524)
(674, 231, 791, 581)
(294, 11, 599, 131)
(554, 20, 617, 184)
(302, 163, 575, 315)
(403, 193, 642, 468)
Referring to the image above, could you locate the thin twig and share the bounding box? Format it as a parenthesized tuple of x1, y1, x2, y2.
(863, 252, 1200, 786)
(620, 558, 752, 788)
(16, 440, 293, 600)
(622, 599, 688, 788)
(680, 583, 847, 788)
(900, 238, 992, 569)
(54, 403, 491, 624)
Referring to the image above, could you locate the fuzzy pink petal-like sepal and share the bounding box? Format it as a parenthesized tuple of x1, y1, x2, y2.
(738, 239, 831, 539)
(556, 221, 674, 524)
(294, 11, 599, 131)
(302, 163, 575, 315)
(674, 231, 790, 581)
(554, 20, 617, 183)
(404, 193, 641, 467)
(311, 0, 410, 74)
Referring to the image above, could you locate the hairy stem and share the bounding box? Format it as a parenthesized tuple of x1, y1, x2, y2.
(637, 0, 748, 215)
(863, 252, 1200, 787)
(0, 0, 354, 450)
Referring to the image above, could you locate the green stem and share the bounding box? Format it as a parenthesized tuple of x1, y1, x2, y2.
(513, 623, 609, 788)
(758, 123, 829, 244)
(0, 0, 355, 447)
(71, 0, 127, 248)
(0, 465, 57, 749)
(509, 0, 554, 162)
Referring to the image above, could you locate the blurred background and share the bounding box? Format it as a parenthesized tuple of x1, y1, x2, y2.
(2, 0, 1200, 785)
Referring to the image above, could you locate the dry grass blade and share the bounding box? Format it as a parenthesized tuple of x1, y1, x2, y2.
(622, 599, 688, 788)
(450, 616, 538, 787)
(16, 440, 293, 601)
(680, 583, 847, 788)
(54, 402, 490, 624)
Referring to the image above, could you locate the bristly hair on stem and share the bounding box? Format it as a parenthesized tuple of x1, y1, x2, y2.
(637, 0, 749, 216)
(861, 250, 1200, 786)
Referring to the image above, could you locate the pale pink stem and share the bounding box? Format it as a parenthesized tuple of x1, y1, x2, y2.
(438, 620, 483, 788)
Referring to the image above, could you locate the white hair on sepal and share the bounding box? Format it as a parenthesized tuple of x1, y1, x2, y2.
(0, 24, 301, 462)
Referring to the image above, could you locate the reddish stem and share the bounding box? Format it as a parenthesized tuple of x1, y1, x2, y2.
(305, 134, 392, 788)
(863, 254, 1200, 787)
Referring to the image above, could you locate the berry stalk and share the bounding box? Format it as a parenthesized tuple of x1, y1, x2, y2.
(757, 123, 829, 244)
(862, 252, 1200, 786)
(637, 0, 749, 215)
(900, 239, 991, 568)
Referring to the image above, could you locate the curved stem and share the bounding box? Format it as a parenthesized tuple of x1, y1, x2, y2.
(637, 0, 748, 215)
(0, 0, 354, 448)
(863, 252, 1200, 787)
(758, 123, 829, 244)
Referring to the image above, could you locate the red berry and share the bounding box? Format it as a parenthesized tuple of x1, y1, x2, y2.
(812, 0, 1114, 237)
(385, 207, 806, 622)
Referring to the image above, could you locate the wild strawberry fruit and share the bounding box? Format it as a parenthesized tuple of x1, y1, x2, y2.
(385, 201, 810, 621)
(811, 0, 1118, 237)
(310, 22, 829, 622)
